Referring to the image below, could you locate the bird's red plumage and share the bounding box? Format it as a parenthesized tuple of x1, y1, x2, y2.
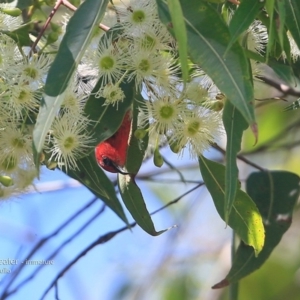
(95, 111, 132, 173)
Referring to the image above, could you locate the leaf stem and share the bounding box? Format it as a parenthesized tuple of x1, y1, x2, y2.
(229, 230, 239, 300)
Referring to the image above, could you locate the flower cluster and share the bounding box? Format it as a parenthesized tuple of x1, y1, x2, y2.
(0, 0, 223, 198)
(81, 0, 224, 161)
(5, 0, 294, 198)
(0, 31, 45, 198)
(0, 4, 91, 197)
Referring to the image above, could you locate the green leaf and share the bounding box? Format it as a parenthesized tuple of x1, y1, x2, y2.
(2, 23, 32, 47)
(157, 0, 255, 126)
(275, 0, 286, 51)
(244, 49, 266, 63)
(265, 0, 275, 61)
(268, 60, 295, 85)
(82, 25, 133, 150)
(222, 100, 249, 223)
(227, 0, 264, 53)
(63, 153, 129, 225)
(212, 171, 300, 288)
(199, 156, 264, 256)
(125, 94, 149, 174)
(32, 0, 109, 169)
(164, 0, 189, 83)
(284, 98, 300, 111)
(0, 0, 33, 9)
(281, 28, 291, 62)
(285, 0, 300, 50)
(84, 80, 134, 149)
(17, 0, 32, 9)
(118, 174, 166, 236)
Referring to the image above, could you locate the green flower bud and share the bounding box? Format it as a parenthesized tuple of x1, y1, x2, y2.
(209, 100, 224, 111)
(0, 175, 14, 187)
(153, 148, 163, 168)
(46, 161, 57, 170)
(0, 7, 22, 17)
(40, 152, 45, 163)
(134, 129, 147, 139)
(46, 31, 59, 44)
(50, 22, 63, 34)
(169, 139, 181, 154)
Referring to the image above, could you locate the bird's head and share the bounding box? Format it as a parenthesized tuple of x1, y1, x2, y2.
(95, 144, 129, 174)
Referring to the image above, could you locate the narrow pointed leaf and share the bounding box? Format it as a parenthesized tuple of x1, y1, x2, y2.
(63, 153, 129, 225)
(285, 0, 300, 49)
(32, 0, 109, 168)
(84, 80, 134, 150)
(227, 0, 264, 53)
(1, 0, 33, 9)
(275, 0, 286, 51)
(17, 0, 32, 9)
(2, 23, 32, 46)
(165, 0, 188, 83)
(213, 171, 300, 288)
(118, 175, 166, 236)
(265, 0, 275, 61)
(82, 25, 134, 150)
(157, 0, 255, 125)
(268, 60, 295, 85)
(125, 94, 149, 175)
(222, 101, 248, 223)
(199, 156, 264, 256)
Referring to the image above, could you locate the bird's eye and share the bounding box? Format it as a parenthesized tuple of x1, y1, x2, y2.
(101, 156, 129, 175)
(102, 156, 112, 167)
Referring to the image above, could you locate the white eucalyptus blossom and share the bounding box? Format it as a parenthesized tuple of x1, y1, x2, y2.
(288, 31, 300, 62)
(48, 113, 93, 171)
(0, 0, 227, 198)
(174, 108, 223, 158)
(118, 0, 158, 35)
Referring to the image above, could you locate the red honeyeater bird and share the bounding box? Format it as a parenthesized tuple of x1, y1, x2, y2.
(95, 111, 131, 174)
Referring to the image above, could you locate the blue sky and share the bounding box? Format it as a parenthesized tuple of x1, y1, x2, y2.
(0, 148, 231, 300)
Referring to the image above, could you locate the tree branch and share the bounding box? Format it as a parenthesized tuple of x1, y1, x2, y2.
(0, 197, 98, 299)
(256, 75, 300, 98)
(39, 183, 204, 299)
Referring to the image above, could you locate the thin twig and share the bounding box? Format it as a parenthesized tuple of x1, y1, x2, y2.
(256, 75, 300, 98)
(61, 0, 77, 11)
(241, 118, 300, 155)
(40, 224, 137, 299)
(213, 144, 266, 171)
(30, 0, 63, 54)
(39, 183, 203, 299)
(0, 197, 98, 299)
(4, 205, 105, 299)
(54, 282, 59, 300)
(61, 0, 110, 31)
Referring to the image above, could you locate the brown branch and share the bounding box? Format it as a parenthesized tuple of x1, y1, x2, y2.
(30, 0, 64, 54)
(3, 204, 106, 299)
(39, 183, 204, 299)
(0, 197, 98, 299)
(61, 0, 77, 11)
(61, 0, 110, 31)
(241, 118, 300, 155)
(213, 143, 266, 172)
(30, 0, 110, 55)
(256, 75, 300, 98)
